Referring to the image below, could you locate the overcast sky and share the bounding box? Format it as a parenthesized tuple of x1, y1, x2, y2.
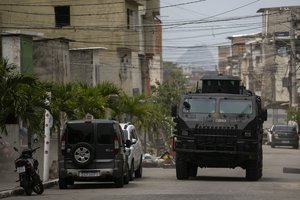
(160, 0, 300, 63)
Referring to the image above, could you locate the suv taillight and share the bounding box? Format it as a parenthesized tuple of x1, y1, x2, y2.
(61, 130, 67, 155)
(113, 134, 120, 155)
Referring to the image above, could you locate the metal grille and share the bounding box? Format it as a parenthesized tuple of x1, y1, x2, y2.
(194, 127, 240, 151)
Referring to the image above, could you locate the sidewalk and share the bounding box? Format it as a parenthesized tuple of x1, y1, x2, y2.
(0, 161, 58, 199)
(0, 178, 58, 199)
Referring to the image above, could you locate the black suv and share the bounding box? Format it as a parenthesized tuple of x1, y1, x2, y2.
(58, 118, 131, 188)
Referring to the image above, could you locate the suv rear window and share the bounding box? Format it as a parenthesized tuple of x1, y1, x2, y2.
(97, 123, 114, 144)
(67, 123, 94, 144)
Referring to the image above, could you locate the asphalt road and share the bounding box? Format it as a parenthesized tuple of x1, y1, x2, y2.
(6, 145, 300, 200)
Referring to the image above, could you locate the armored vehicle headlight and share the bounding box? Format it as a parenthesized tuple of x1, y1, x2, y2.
(182, 130, 189, 136)
(244, 131, 252, 137)
(274, 133, 279, 138)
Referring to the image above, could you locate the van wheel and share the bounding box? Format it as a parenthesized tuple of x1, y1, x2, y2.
(71, 142, 95, 167)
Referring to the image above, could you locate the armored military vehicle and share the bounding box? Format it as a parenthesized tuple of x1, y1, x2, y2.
(171, 74, 267, 181)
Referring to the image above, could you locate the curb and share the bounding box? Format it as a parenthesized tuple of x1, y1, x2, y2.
(283, 167, 300, 174)
(0, 179, 58, 199)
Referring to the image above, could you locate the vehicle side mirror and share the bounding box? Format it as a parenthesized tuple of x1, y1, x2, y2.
(183, 101, 191, 110)
(131, 138, 137, 144)
(171, 105, 177, 117)
(262, 109, 267, 121)
(125, 140, 132, 148)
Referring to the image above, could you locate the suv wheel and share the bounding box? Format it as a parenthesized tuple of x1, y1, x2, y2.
(124, 163, 130, 184)
(115, 168, 124, 188)
(71, 142, 95, 167)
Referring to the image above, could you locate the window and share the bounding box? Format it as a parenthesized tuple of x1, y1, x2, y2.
(67, 123, 93, 144)
(219, 99, 252, 114)
(127, 8, 137, 30)
(183, 98, 216, 113)
(55, 6, 70, 27)
(97, 123, 114, 144)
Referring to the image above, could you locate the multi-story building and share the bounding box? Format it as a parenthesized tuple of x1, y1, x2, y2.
(219, 6, 300, 125)
(257, 6, 300, 108)
(0, 0, 162, 96)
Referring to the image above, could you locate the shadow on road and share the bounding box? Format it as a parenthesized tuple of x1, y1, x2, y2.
(189, 176, 245, 182)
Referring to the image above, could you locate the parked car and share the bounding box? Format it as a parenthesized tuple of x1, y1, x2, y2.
(58, 118, 131, 189)
(120, 122, 143, 180)
(269, 124, 299, 149)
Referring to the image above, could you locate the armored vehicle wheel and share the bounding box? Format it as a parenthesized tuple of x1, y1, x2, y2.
(246, 159, 260, 181)
(188, 164, 198, 177)
(176, 153, 189, 180)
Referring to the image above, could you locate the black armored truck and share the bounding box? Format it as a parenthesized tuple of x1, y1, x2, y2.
(171, 74, 267, 181)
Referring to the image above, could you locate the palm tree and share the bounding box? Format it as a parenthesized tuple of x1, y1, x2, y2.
(0, 58, 39, 135)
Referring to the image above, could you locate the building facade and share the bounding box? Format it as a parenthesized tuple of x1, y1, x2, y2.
(219, 6, 300, 126)
(0, 0, 162, 96)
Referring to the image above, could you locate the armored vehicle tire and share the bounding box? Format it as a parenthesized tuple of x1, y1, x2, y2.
(176, 153, 189, 180)
(246, 159, 260, 181)
(188, 164, 198, 177)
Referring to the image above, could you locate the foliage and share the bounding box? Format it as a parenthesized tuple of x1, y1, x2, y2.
(153, 62, 187, 116)
(1, 57, 187, 155)
(0, 58, 42, 135)
(287, 106, 300, 126)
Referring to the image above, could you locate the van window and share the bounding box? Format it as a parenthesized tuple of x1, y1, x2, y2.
(97, 123, 114, 144)
(67, 123, 94, 144)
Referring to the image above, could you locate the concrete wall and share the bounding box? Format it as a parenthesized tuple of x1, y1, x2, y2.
(33, 39, 70, 84)
(1, 36, 21, 71)
(69, 48, 104, 85)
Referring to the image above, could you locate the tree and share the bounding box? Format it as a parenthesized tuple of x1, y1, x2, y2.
(154, 62, 187, 115)
(0, 58, 41, 135)
(287, 106, 300, 126)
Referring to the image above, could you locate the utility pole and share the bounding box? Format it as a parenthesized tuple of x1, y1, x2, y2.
(290, 11, 297, 107)
(248, 43, 254, 91)
(43, 92, 52, 182)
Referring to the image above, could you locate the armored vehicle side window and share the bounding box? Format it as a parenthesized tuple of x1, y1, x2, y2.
(67, 123, 94, 144)
(97, 123, 114, 144)
(220, 99, 252, 114)
(183, 98, 216, 113)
